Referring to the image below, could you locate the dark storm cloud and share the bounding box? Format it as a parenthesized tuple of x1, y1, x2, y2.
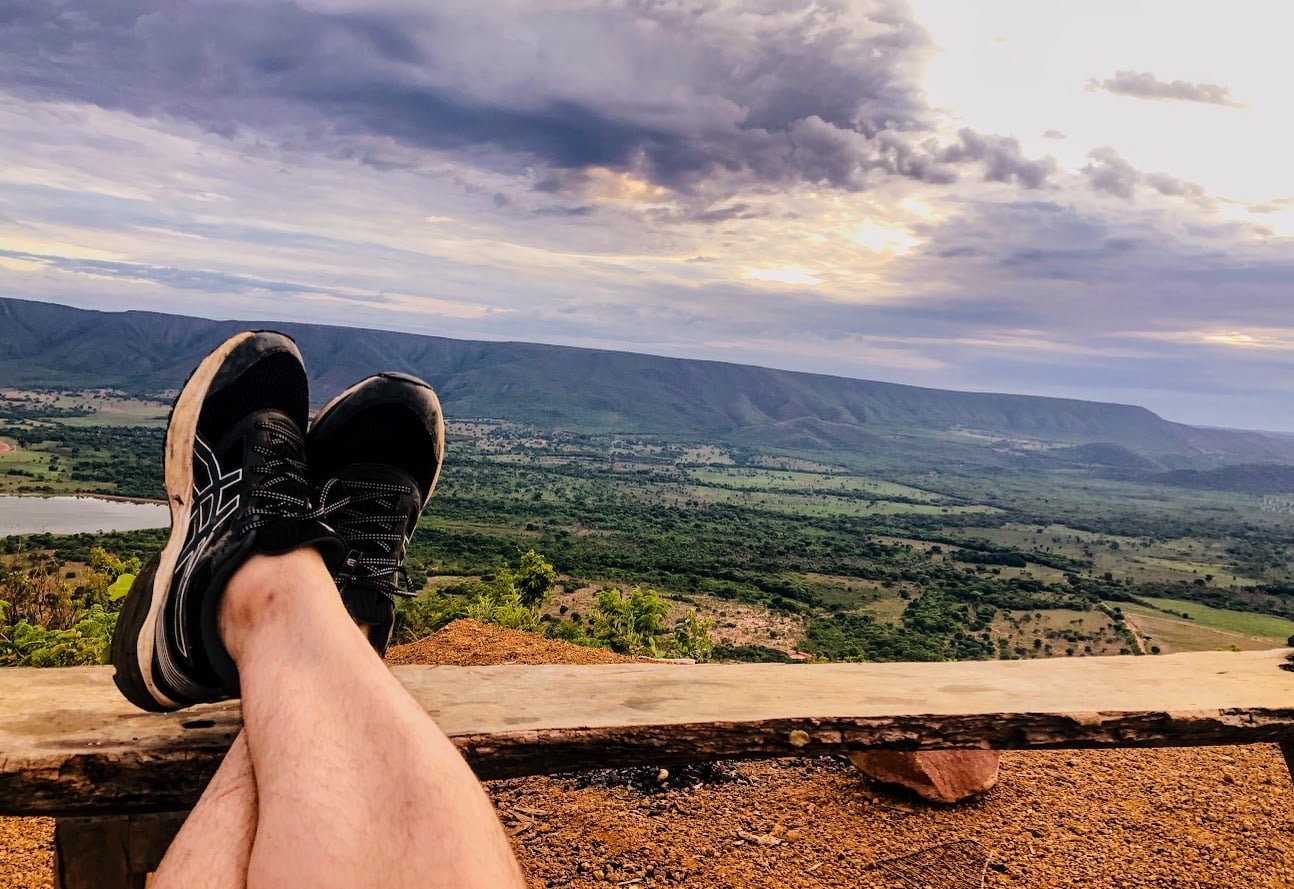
(1086, 70, 1242, 107)
(0, 0, 1052, 192)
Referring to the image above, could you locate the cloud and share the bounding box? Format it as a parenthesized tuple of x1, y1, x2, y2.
(0, 0, 1053, 194)
(1144, 172, 1207, 201)
(1083, 147, 1140, 199)
(1247, 197, 1293, 215)
(0, 1, 1288, 432)
(937, 129, 1055, 189)
(1082, 147, 1211, 206)
(1085, 70, 1242, 107)
(1041, 129, 1066, 140)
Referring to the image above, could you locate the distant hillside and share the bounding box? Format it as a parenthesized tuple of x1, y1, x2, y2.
(1144, 464, 1294, 495)
(2, 297, 1292, 464)
(1046, 443, 1163, 471)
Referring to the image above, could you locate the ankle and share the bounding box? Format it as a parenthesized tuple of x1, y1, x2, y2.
(219, 548, 332, 661)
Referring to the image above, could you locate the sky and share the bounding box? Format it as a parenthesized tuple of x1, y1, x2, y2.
(1, 1, 1292, 431)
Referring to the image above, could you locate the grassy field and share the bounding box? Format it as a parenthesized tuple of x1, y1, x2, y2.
(4, 397, 1293, 665)
(678, 485, 997, 518)
(1, 389, 169, 427)
(1118, 604, 1281, 653)
(954, 522, 1258, 587)
(0, 443, 98, 494)
(686, 467, 945, 501)
(990, 607, 1127, 658)
(1136, 597, 1294, 641)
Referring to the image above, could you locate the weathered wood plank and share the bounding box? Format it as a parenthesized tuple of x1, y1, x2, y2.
(2, 650, 1292, 816)
(53, 812, 184, 888)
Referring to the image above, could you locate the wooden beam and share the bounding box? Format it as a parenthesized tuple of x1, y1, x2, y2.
(53, 813, 183, 889)
(2, 649, 1292, 816)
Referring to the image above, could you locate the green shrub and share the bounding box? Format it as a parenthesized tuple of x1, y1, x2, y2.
(1, 605, 117, 666)
(392, 592, 467, 644)
(668, 609, 714, 662)
(466, 589, 544, 633)
(591, 587, 670, 656)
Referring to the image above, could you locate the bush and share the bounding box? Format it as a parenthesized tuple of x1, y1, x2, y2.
(0, 546, 135, 666)
(466, 589, 544, 633)
(1, 604, 117, 666)
(392, 592, 466, 644)
(591, 587, 670, 656)
(669, 609, 714, 662)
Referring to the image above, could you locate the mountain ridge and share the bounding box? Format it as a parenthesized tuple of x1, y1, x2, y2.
(2, 297, 1290, 464)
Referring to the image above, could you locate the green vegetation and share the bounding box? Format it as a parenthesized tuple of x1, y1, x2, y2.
(1135, 596, 1294, 641)
(1, 388, 1291, 666)
(0, 394, 164, 498)
(0, 546, 137, 666)
(396, 550, 715, 660)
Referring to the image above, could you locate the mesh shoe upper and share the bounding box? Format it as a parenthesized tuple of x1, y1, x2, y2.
(309, 373, 445, 654)
(112, 331, 343, 711)
(159, 408, 335, 700)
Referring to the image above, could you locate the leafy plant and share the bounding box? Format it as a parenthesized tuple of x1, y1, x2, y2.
(392, 592, 466, 644)
(591, 587, 670, 656)
(668, 609, 714, 662)
(2, 605, 117, 666)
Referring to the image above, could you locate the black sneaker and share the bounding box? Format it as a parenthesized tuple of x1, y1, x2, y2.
(112, 331, 343, 712)
(308, 372, 445, 655)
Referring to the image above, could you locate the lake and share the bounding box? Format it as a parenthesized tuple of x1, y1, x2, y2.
(0, 496, 169, 536)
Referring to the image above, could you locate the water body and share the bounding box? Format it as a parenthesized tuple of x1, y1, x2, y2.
(0, 496, 169, 536)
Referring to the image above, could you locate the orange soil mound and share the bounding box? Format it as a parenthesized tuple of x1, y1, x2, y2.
(3, 623, 1291, 888)
(385, 618, 640, 666)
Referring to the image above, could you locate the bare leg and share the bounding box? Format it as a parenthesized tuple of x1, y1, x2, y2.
(220, 548, 523, 889)
(152, 732, 257, 889)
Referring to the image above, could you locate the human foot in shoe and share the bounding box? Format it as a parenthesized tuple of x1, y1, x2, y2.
(308, 372, 445, 654)
(111, 331, 342, 711)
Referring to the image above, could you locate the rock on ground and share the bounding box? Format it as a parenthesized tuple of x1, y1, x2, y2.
(848, 750, 1003, 803)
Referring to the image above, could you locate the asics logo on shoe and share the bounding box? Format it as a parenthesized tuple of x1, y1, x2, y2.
(172, 436, 242, 658)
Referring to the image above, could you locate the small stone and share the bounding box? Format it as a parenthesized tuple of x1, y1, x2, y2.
(849, 750, 1002, 804)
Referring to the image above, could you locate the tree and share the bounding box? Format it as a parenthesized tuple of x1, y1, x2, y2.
(515, 550, 557, 607)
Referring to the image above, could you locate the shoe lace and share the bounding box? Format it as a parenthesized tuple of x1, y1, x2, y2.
(242, 416, 315, 529)
(315, 477, 416, 599)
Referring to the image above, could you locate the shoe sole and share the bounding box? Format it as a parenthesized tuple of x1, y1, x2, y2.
(311, 372, 446, 506)
(111, 330, 257, 711)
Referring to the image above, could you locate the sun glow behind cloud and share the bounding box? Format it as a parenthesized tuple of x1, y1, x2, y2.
(842, 220, 921, 255)
(741, 265, 823, 286)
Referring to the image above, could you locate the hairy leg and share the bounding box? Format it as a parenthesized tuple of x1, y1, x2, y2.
(220, 548, 523, 889)
(151, 731, 257, 889)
